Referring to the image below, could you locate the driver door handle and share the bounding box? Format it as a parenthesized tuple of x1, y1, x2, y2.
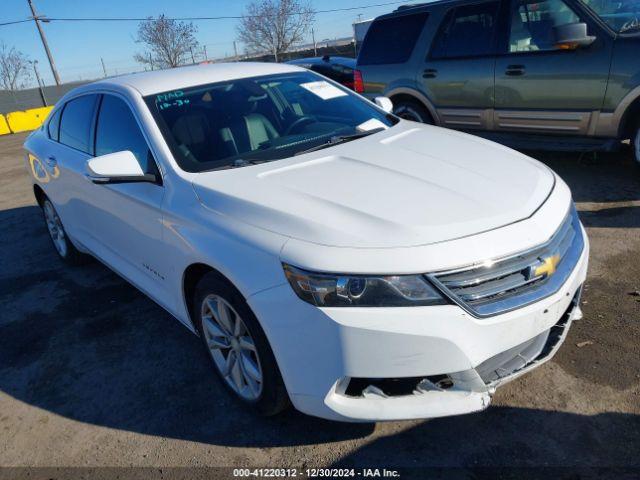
(506, 65, 526, 76)
(423, 68, 438, 79)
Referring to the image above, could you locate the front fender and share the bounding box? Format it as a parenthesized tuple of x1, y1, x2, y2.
(163, 199, 289, 326)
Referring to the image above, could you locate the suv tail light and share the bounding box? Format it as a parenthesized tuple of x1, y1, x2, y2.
(354, 69, 364, 94)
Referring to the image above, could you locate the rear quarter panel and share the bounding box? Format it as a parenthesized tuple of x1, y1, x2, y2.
(602, 36, 640, 119)
(22, 128, 52, 198)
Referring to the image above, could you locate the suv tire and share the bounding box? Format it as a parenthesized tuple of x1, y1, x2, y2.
(194, 272, 290, 416)
(633, 122, 640, 168)
(393, 98, 433, 124)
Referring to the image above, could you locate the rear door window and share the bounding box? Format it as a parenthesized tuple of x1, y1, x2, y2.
(358, 12, 429, 65)
(47, 107, 62, 141)
(430, 2, 500, 59)
(59, 94, 98, 153)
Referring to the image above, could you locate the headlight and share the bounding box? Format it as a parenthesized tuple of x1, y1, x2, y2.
(283, 264, 446, 307)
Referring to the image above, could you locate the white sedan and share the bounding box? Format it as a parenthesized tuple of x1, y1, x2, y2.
(24, 62, 588, 422)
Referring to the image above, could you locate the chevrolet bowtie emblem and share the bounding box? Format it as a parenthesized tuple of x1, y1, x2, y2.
(534, 254, 561, 278)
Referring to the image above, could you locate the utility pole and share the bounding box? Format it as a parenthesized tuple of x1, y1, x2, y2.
(148, 52, 153, 71)
(203, 46, 208, 61)
(233, 41, 239, 61)
(27, 0, 61, 85)
(312, 28, 317, 56)
(190, 47, 196, 64)
(31, 60, 47, 106)
(273, 44, 278, 63)
(100, 57, 107, 77)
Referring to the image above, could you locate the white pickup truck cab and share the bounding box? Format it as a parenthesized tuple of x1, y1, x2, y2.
(23, 62, 588, 422)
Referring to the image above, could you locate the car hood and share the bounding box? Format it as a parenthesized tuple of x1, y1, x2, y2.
(191, 122, 555, 248)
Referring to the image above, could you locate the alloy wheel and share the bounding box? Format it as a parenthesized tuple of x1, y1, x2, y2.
(394, 104, 430, 123)
(200, 294, 263, 400)
(43, 200, 67, 257)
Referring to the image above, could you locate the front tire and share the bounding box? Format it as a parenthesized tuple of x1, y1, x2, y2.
(194, 272, 289, 416)
(393, 98, 433, 124)
(42, 197, 87, 265)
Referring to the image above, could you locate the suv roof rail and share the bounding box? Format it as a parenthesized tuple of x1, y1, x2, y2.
(395, 2, 433, 11)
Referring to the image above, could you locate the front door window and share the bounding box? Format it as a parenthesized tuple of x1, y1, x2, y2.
(509, 0, 582, 52)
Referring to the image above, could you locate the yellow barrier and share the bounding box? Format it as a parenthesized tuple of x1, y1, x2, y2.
(0, 115, 10, 135)
(4, 105, 54, 134)
(28, 106, 54, 124)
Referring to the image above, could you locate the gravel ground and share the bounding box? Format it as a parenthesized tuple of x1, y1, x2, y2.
(0, 132, 638, 473)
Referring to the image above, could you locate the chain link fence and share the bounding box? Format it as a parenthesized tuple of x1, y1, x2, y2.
(0, 82, 90, 115)
(0, 38, 356, 118)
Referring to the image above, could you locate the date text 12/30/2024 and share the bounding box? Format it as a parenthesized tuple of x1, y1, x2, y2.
(233, 468, 401, 478)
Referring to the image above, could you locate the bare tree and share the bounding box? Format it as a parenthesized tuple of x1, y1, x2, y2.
(134, 15, 199, 69)
(237, 0, 315, 62)
(0, 43, 30, 91)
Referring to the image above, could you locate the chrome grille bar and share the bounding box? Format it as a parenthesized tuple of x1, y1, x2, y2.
(428, 205, 584, 318)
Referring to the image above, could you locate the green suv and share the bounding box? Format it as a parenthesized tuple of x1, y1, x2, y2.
(355, 0, 640, 165)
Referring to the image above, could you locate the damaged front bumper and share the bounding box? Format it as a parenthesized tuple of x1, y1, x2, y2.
(248, 234, 588, 422)
(323, 291, 583, 422)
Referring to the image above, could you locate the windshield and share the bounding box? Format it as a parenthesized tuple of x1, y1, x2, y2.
(579, 0, 640, 32)
(145, 71, 397, 172)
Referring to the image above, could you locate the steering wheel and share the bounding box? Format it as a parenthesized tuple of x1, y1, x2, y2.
(621, 17, 640, 33)
(284, 116, 315, 135)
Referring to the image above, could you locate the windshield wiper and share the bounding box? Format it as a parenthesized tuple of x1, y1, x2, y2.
(294, 128, 385, 156)
(231, 158, 262, 168)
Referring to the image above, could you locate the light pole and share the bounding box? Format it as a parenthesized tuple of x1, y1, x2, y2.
(27, 0, 61, 85)
(31, 60, 47, 106)
(312, 28, 317, 56)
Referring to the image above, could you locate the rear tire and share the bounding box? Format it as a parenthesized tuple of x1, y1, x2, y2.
(42, 197, 88, 265)
(194, 272, 290, 416)
(633, 122, 640, 168)
(393, 98, 433, 124)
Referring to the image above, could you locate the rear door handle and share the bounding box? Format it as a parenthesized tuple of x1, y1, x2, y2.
(422, 68, 438, 79)
(45, 155, 57, 168)
(505, 65, 526, 76)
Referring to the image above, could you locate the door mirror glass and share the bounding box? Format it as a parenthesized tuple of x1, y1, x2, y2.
(374, 96, 393, 113)
(554, 22, 596, 49)
(86, 151, 157, 184)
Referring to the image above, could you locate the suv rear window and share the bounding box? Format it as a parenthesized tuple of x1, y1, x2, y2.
(430, 2, 500, 59)
(358, 12, 428, 65)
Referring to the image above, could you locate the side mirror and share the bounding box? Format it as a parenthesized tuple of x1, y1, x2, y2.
(374, 96, 393, 114)
(86, 151, 157, 184)
(554, 23, 596, 50)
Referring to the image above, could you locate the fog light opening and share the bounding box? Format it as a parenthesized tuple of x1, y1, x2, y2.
(344, 375, 454, 398)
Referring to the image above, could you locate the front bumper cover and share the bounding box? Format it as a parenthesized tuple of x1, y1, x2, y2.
(323, 289, 582, 422)
(248, 230, 589, 422)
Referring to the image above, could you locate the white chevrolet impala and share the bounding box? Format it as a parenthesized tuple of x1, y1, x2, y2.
(24, 63, 588, 422)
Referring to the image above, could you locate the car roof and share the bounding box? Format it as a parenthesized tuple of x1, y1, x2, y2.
(287, 56, 356, 68)
(90, 62, 303, 97)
